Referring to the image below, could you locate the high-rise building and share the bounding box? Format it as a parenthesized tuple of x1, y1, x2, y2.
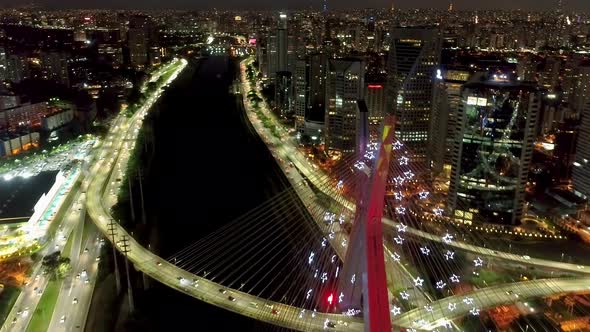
(386, 27, 441, 163)
(325, 58, 365, 156)
(308, 54, 327, 123)
(277, 13, 288, 73)
(40, 51, 70, 87)
(6, 52, 29, 83)
(448, 73, 541, 225)
(0, 47, 6, 81)
(429, 69, 471, 175)
(128, 15, 151, 69)
(275, 71, 293, 117)
(572, 62, 590, 114)
(365, 81, 386, 125)
(294, 59, 309, 132)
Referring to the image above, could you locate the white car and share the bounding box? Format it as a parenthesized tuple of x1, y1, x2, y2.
(60, 315, 66, 323)
(73, 298, 78, 304)
(522, 255, 531, 260)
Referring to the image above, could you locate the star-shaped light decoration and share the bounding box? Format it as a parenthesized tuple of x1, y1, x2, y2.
(442, 233, 454, 244)
(424, 304, 434, 312)
(393, 141, 403, 150)
(443, 320, 453, 328)
(298, 309, 305, 319)
(448, 302, 457, 311)
(436, 280, 447, 289)
(351, 274, 356, 284)
(418, 191, 429, 199)
(394, 176, 406, 186)
(339, 214, 346, 224)
(420, 247, 431, 255)
(399, 156, 409, 166)
(341, 239, 347, 247)
(321, 238, 327, 247)
(400, 291, 410, 300)
(364, 151, 375, 160)
(391, 306, 402, 316)
(306, 289, 312, 299)
(320, 272, 328, 283)
(354, 161, 365, 170)
(391, 252, 401, 262)
(469, 307, 480, 316)
(444, 250, 455, 260)
(339, 292, 344, 303)
(329, 231, 335, 239)
(331, 255, 337, 263)
(396, 223, 408, 233)
(396, 206, 406, 214)
(336, 180, 344, 190)
(308, 252, 315, 265)
(463, 297, 474, 305)
(474, 257, 484, 267)
(450, 274, 460, 283)
(404, 170, 415, 180)
(394, 235, 405, 245)
(414, 276, 424, 287)
(394, 191, 404, 201)
(433, 208, 444, 216)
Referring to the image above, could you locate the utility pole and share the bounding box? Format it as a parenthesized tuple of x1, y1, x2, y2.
(137, 167, 147, 225)
(120, 235, 135, 314)
(107, 221, 121, 294)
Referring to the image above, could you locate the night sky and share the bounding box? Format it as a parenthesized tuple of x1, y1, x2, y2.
(1, 0, 590, 10)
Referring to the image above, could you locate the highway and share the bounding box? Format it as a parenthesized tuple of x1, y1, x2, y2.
(2, 191, 87, 332)
(47, 227, 100, 332)
(84, 58, 366, 332)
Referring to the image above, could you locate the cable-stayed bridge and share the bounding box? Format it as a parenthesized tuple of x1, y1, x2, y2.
(84, 58, 590, 332)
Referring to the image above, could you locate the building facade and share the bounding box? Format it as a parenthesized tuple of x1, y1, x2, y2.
(448, 73, 541, 225)
(386, 27, 441, 163)
(325, 58, 364, 156)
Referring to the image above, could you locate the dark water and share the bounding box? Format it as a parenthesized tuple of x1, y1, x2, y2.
(126, 56, 310, 331)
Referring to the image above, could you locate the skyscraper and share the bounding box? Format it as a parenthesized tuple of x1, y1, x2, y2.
(386, 27, 441, 163)
(40, 51, 70, 87)
(277, 13, 288, 73)
(448, 72, 541, 225)
(294, 58, 309, 133)
(128, 15, 151, 69)
(325, 58, 365, 156)
(428, 68, 471, 176)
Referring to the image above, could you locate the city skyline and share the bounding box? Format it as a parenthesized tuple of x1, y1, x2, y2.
(1, 0, 590, 10)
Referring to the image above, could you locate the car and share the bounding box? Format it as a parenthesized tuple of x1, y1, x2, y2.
(177, 277, 187, 285)
(22, 308, 29, 317)
(81, 270, 87, 278)
(522, 255, 531, 260)
(249, 302, 258, 308)
(326, 321, 336, 328)
(60, 315, 66, 323)
(73, 298, 78, 304)
(219, 289, 227, 294)
(84, 248, 89, 253)
(95, 256, 101, 262)
(16, 310, 22, 316)
(33, 287, 38, 291)
(228, 296, 236, 302)
(37, 289, 42, 296)
(76, 273, 81, 279)
(11, 317, 16, 324)
(156, 261, 162, 266)
(271, 309, 279, 315)
(84, 278, 90, 284)
(34, 275, 40, 281)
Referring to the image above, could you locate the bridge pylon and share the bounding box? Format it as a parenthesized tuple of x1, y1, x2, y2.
(337, 115, 395, 332)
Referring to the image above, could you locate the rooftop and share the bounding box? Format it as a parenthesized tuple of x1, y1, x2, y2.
(0, 170, 58, 223)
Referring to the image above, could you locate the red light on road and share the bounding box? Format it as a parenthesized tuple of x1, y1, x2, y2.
(327, 293, 334, 305)
(368, 84, 383, 89)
